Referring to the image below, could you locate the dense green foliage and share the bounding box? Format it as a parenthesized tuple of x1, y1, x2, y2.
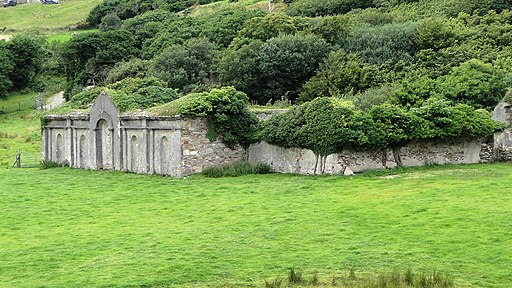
(151, 87, 259, 148)
(67, 77, 178, 111)
(259, 96, 503, 169)
(52, 0, 512, 111)
(0, 32, 47, 98)
(4, 0, 512, 155)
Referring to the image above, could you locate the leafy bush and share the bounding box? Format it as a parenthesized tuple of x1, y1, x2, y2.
(150, 38, 218, 94)
(105, 58, 150, 84)
(237, 13, 309, 42)
(299, 50, 378, 102)
(436, 59, 510, 109)
(202, 162, 271, 177)
(67, 77, 179, 111)
(344, 22, 418, 67)
(99, 13, 122, 31)
(151, 87, 259, 148)
(286, 0, 375, 17)
(40, 160, 69, 169)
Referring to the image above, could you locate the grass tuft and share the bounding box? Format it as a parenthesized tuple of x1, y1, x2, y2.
(288, 268, 303, 284)
(202, 162, 271, 177)
(39, 160, 68, 169)
(264, 277, 282, 288)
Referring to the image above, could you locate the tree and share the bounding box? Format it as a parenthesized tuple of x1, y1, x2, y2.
(150, 37, 218, 93)
(62, 30, 138, 100)
(0, 43, 13, 99)
(299, 50, 377, 102)
(6, 31, 46, 90)
(436, 59, 509, 109)
(368, 103, 431, 166)
(99, 13, 122, 31)
(257, 33, 330, 103)
(219, 40, 265, 102)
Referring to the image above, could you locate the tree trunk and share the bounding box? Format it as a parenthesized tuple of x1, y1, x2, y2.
(392, 146, 402, 167)
(268, 0, 273, 12)
(382, 149, 387, 168)
(313, 154, 319, 175)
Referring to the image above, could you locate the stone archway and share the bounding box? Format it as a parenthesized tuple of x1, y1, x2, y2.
(96, 119, 113, 169)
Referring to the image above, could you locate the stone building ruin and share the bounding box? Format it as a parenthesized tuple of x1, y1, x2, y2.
(42, 93, 245, 177)
(42, 94, 512, 177)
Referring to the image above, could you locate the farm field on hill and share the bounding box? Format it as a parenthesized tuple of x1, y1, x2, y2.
(1, 164, 512, 287)
(0, 0, 101, 33)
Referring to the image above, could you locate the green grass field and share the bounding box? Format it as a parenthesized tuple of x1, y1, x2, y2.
(0, 91, 42, 167)
(1, 164, 511, 287)
(0, 0, 101, 33)
(46, 28, 98, 42)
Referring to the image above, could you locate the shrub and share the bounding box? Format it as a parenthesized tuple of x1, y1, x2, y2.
(299, 50, 378, 102)
(40, 160, 68, 169)
(286, 0, 375, 17)
(202, 162, 271, 177)
(99, 13, 122, 31)
(344, 22, 418, 67)
(150, 38, 218, 94)
(151, 87, 259, 148)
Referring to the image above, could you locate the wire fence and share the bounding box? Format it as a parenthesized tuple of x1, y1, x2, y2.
(0, 96, 43, 114)
(11, 150, 42, 168)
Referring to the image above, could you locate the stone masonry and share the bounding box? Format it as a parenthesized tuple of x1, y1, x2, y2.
(42, 95, 512, 177)
(42, 93, 246, 177)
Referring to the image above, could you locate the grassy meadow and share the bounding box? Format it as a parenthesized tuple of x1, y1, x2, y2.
(0, 92, 43, 167)
(0, 0, 101, 33)
(1, 164, 512, 287)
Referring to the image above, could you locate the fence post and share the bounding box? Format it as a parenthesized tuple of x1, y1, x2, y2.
(12, 149, 21, 168)
(18, 102, 21, 111)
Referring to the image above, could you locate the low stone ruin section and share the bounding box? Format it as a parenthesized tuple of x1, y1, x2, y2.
(42, 93, 247, 177)
(248, 139, 484, 175)
(180, 118, 246, 175)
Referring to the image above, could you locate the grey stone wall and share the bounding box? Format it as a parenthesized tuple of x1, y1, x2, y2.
(42, 96, 512, 177)
(180, 118, 246, 175)
(42, 93, 245, 177)
(248, 139, 484, 175)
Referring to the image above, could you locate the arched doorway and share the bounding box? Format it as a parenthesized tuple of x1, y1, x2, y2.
(96, 119, 113, 169)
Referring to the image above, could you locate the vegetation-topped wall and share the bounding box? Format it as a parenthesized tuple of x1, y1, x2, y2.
(42, 93, 246, 177)
(249, 139, 487, 175)
(42, 92, 512, 177)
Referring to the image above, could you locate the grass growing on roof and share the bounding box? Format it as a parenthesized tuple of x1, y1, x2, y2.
(0, 164, 512, 287)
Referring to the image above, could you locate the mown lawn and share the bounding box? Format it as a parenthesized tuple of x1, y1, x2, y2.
(0, 164, 511, 287)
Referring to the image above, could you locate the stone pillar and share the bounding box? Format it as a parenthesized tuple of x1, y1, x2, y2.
(149, 129, 155, 174)
(66, 118, 73, 166)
